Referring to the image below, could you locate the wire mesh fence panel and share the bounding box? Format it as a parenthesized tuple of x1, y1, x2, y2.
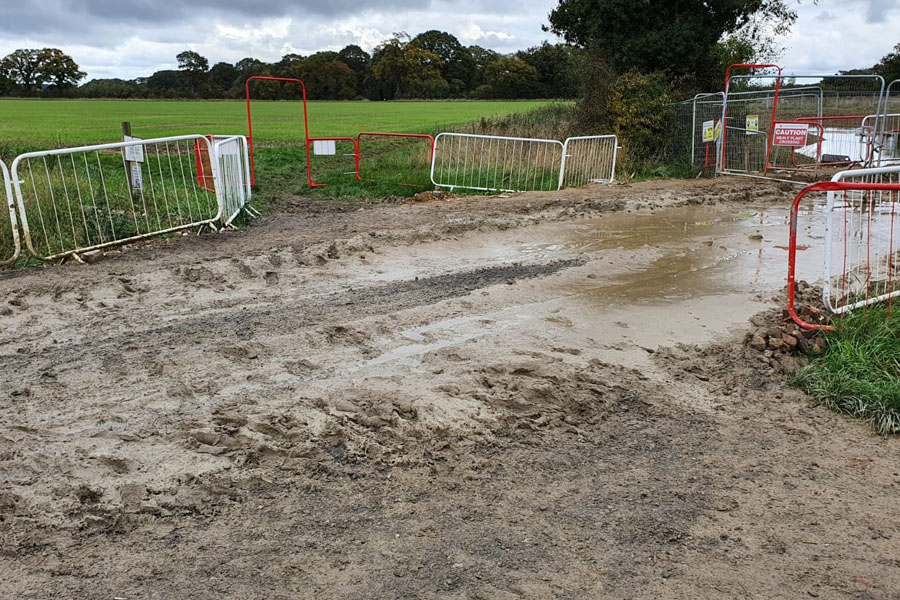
(307, 138, 359, 188)
(720, 126, 770, 173)
(1, 159, 20, 266)
(721, 72, 886, 175)
(11, 135, 221, 261)
(876, 80, 900, 166)
(669, 87, 823, 171)
(212, 135, 252, 226)
(356, 133, 434, 188)
(874, 113, 900, 165)
(787, 167, 900, 329)
(559, 135, 617, 187)
(431, 133, 564, 193)
(690, 94, 725, 168)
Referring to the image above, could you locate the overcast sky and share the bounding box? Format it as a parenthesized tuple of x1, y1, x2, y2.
(0, 0, 897, 82)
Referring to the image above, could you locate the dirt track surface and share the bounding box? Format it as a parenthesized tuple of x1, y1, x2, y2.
(2, 178, 899, 599)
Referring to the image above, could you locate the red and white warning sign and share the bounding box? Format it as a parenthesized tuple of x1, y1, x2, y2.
(772, 122, 809, 147)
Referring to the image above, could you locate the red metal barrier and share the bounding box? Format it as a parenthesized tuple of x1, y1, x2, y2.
(307, 136, 359, 188)
(788, 180, 900, 330)
(193, 137, 215, 192)
(245, 76, 311, 187)
(356, 132, 435, 187)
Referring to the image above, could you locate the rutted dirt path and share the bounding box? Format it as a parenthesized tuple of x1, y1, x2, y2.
(1, 178, 898, 599)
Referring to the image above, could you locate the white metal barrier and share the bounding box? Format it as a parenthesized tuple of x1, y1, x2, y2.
(823, 166, 900, 314)
(430, 132, 617, 194)
(11, 135, 223, 261)
(1, 159, 20, 266)
(212, 135, 254, 226)
(559, 135, 618, 188)
(431, 133, 565, 193)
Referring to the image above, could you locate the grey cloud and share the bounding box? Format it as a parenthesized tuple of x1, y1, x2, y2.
(0, 0, 558, 79)
(865, 0, 898, 22)
(0, 0, 432, 33)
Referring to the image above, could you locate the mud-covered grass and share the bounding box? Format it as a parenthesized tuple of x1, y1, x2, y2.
(793, 305, 900, 434)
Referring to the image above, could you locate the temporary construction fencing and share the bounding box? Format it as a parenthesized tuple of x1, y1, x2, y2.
(1, 159, 20, 265)
(431, 133, 564, 193)
(9, 135, 244, 262)
(718, 65, 886, 176)
(212, 135, 254, 226)
(308, 137, 359, 188)
(559, 135, 618, 188)
(245, 76, 311, 187)
(787, 165, 900, 330)
(874, 79, 900, 165)
(357, 132, 435, 188)
(430, 133, 618, 193)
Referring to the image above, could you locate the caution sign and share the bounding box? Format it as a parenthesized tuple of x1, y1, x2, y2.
(772, 123, 809, 147)
(746, 114, 759, 135)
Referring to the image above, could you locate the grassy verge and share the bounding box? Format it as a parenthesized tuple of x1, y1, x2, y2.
(791, 305, 900, 435)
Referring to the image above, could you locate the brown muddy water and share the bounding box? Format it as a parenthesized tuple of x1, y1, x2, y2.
(342, 203, 826, 364)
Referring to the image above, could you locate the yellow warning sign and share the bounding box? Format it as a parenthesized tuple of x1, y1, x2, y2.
(702, 120, 716, 143)
(746, 114, 759, 135)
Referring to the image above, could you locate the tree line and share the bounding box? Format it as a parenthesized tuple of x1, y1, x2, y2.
(0, 32, 583, 101)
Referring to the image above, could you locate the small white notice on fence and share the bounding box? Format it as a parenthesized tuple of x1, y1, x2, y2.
(772, 123, 809, 147)
(130, 163, 143, 191)
(313, 140, 336, 156)
(746, 114, 759, 135)
(123, 136, 145, 163)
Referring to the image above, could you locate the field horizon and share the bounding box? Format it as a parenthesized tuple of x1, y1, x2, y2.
(0, 98, 558, 153)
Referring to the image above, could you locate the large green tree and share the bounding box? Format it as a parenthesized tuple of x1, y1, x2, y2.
(482, 58, 539, 99)
(546, 0, 799, 88)
(0, 48, 85, 95)
(176, 50, 209, 96)
(37, 48, 86, 94)
(0, 49, 45, 93)
(517, 42, 580, 98)
(372, 35, 445, 99)
(410, 30, 476, 95)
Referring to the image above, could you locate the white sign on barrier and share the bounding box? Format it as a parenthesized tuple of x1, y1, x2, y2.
(123, 136, 145, 162)
(313, 140, 336, 156)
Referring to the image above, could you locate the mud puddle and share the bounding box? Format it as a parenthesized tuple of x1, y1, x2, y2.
(341, 203, 827, 365)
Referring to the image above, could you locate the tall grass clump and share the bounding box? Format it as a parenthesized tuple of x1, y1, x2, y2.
(447, 103, 580, 141)
(792, 305, 900, 435)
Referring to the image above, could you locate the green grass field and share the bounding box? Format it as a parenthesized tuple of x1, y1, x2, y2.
(0, 98, 560, 266)
(0, 99, 553, 151)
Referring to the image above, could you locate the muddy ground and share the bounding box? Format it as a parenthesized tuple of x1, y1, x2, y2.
(1, 178, 898, 599)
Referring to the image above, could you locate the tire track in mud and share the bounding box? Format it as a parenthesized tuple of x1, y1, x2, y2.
(0, 258, 585, 374)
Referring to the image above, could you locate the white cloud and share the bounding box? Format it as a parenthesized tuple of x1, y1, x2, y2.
(457, 23, 515, 44)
